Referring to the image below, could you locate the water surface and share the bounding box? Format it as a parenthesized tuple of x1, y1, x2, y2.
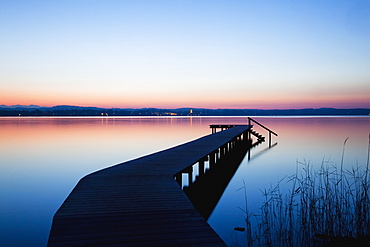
(0, 116, 368, 246)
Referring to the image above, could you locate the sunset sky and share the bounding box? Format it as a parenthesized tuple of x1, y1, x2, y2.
(1, 0, 369, 109)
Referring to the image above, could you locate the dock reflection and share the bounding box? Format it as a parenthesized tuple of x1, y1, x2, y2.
(248, 142, 278, 161)
(183, 138, 253, 220)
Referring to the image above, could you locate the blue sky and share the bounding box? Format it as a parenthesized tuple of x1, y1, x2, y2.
(1, 0, 369, 109)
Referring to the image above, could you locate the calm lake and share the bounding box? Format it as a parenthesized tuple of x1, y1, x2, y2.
(1, 116, 369, 246)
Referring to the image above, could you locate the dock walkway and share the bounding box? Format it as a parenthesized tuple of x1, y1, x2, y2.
(48, 125, 252, 246)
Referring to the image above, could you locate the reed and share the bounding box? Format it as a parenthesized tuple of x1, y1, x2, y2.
(243, 136, 370, 246)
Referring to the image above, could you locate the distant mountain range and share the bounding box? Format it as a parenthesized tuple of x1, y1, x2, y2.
(0, 105, 369, 116)
(0, 104, 42, 109)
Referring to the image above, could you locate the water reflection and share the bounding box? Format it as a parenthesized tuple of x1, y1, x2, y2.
(0, 116, 369, 247)
(183, 137, 252, 220)
(248, 142, 278, 161)
(0, 117, 206, 246)
(208, 117, 370, 246)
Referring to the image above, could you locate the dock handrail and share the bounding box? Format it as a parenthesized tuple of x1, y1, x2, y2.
(248, 117, 278, 147)
(248, 117, 278, 136)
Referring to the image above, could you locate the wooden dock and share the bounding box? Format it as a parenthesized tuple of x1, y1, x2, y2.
(48, 125, 252, 246)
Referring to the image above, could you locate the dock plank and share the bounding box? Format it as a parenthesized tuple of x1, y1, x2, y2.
(48, 125, 251, 246)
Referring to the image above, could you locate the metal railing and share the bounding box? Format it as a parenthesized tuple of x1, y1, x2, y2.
(248, 117, 278, 147)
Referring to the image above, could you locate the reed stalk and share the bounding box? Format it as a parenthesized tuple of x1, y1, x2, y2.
(242, 136, 370, 246)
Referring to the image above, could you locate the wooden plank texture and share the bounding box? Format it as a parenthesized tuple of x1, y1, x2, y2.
(48, 125, 252, 246)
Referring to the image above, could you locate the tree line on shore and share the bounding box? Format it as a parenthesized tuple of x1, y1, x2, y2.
(0, 105, 369, 116)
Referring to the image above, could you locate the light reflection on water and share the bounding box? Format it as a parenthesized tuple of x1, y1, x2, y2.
(0, 116, 369, 246)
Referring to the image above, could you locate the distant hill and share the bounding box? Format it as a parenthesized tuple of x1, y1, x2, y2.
(0, 105, 369, 116)
(0, 104, 41, 109)
(50, 105, 104, 110)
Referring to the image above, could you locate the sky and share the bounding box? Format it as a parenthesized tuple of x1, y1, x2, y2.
(0, 0, 369, 109)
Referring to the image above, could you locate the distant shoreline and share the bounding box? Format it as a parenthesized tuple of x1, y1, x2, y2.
(0, 105, 369, 116)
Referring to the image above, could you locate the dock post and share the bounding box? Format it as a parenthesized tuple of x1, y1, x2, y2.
(187, 166, 193, 185)
(219, 147, 224, 159)
(198, 159, 205, 177)
(175, 173, 182, 186)
(243, 131, 248, 141)
(209, 152, 215, 168)
(269, 131, 272, 147)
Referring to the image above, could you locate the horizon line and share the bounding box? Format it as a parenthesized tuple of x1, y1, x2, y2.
(1, 104, 369, 111)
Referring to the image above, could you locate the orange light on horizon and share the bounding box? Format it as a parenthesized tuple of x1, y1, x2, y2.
(1, 88, 369, 110)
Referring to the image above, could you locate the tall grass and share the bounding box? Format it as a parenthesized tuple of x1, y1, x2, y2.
(243, 136, 370, 246)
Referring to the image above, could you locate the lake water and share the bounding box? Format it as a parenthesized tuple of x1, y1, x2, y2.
(0, 116, 369, 246)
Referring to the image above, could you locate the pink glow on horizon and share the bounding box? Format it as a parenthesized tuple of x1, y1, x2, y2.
(1, 84, 369, 110)
(1, 97, 368, 110)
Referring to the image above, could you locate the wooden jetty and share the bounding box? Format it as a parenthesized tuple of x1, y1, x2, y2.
(48, 124, 273, 246)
